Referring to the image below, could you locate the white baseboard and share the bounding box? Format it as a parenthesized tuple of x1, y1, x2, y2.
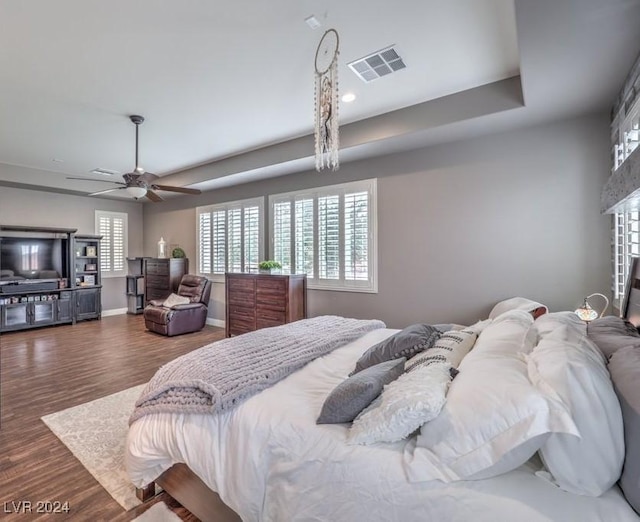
(102, 308, 128, 317)
(206, 317, 225, 328)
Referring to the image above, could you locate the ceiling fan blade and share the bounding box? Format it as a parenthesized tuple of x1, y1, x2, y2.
(140, 172, 159, 183)
(145, 190, 164, 202)
(66, 176, 126, 186)
(88, 187, 128, 196)
(152, 184, 201, 195)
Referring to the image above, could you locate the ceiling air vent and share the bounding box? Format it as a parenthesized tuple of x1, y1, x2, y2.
(348, 46, 406, 83)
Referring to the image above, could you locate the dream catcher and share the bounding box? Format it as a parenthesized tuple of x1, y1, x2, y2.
(314, 28, 340, 171)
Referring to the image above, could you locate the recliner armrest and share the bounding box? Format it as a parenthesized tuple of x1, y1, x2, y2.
(170, 302, 206, 311)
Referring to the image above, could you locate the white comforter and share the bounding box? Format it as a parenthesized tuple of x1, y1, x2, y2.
(126, 328, 639, 522)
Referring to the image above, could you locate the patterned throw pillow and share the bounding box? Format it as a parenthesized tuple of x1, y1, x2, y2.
(405, 329, 478, 374)
(351, 324, 441, 375)
(348, 329, 478, 445)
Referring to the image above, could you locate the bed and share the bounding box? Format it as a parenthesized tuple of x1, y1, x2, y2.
(126, 310, 640, 522)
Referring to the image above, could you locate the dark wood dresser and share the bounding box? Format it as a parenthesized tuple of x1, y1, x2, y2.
(225, 273, 307, 337)
(144, 258, 189, 304)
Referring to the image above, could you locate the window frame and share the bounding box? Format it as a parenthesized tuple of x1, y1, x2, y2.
(196, 197, 264, 283)
(269, 178, 378, 293)
(95, 210, 128, 279)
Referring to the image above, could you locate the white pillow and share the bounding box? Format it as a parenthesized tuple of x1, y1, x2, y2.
(349, 328, 478, 446)
(528, 322, 625, 496)
(163, 293, 190, 308)
(404, 312, 578, 483)
(348, 365, 451, 445)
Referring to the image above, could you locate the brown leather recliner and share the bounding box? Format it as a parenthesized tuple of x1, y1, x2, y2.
(143, 274, 212, 336)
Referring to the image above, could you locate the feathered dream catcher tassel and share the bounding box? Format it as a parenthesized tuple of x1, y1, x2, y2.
(314, 28, 340, 171)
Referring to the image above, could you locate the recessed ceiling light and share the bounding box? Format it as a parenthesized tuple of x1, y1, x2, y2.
(90, 168, 118, 176)
(342, 93, 356, 103)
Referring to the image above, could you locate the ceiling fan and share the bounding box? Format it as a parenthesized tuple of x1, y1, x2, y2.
(67, 115, 202, 202)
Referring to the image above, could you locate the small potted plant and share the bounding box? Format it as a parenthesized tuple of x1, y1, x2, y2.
(171, 246, 186, 259)
(258, 260, 282, 274)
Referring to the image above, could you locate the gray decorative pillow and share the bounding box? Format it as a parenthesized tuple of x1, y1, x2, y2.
(587, 316, 640, 359)
(608, 346, 640, 513)
(351, 324, 441, 375)
(317, 358, 406, 424)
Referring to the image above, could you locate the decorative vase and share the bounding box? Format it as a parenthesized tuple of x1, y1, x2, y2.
(157, 237, 167, 258)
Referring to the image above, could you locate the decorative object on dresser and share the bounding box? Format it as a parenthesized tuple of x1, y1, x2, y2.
(258, 260, 282, 274)
(144, 258, 188, 305)
(225, 272, 306, 337)
(171, 246, 186, 259)
(143, 274, 212, 336)
(157, 237, 167, 258)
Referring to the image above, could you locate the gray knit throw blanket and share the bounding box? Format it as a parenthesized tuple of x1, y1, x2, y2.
(129, 315, 385, 424)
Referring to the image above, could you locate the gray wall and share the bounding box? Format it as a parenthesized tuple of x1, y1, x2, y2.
(0, 185, 144, 311)
(140, 113, 611, 327)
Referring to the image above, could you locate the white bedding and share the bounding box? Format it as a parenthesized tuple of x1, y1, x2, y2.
(126, 328, 640, 522)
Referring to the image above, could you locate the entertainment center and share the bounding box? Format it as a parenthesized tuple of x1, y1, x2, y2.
(0, 225, 102, 333)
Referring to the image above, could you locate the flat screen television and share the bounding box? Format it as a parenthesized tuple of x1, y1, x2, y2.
(0, 237, 68, 283)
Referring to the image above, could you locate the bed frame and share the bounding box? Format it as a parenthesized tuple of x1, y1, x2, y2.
(137, 464, 241, 522)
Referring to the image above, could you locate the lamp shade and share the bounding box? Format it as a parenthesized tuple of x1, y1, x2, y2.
(574, 293, 610, 322)
(126, 186, 147, 199)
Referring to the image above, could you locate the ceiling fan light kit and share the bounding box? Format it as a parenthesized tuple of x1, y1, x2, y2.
(66, 115, 201, 202)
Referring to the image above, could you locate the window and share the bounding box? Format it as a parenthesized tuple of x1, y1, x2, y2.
(197, 197, 263, 280)
(95, 211, 128, 278)
(612, 98, 640, 308)
(613, 211, 640, 307)
(269, 179, 377, 292)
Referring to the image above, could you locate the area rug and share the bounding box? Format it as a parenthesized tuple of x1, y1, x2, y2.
(41, 384, 146, 510)
(131, 501, 181, 522)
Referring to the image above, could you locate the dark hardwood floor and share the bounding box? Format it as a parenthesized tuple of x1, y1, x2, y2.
(0, 314, 225, 521)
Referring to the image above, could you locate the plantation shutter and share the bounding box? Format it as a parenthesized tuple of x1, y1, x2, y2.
(295, 198, 314, 278)
(614, 211, 640, 307)
(227, 208, 242, 272)
(273, 201, 292, 272)
(243, 205, 260, 272)
(269, 179, 376, 292)
(95, 211, 128, 277)
(97, 215, 111, 272)
(212, 210, 226, 274)
(199, 212, 212, 274)
(318, 195, 340, 280)
(196, 198, 264, 278)
(344, 191, 369, 281)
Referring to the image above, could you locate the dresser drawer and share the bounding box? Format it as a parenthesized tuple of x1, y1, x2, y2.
(229, 315, 255, 334)
(256, 318, 286, 330)
(145, 261, 169, 275)
(228, 305, 255, 321)
(229, 291, 256, 307)
(146, 275, 170, 289)
(256, 277, 286, 293)
(228, 277, 255, 292)
(146, 288, 170, 301)
(256, 295, 286, 311)
(257, 308, 285, 323)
